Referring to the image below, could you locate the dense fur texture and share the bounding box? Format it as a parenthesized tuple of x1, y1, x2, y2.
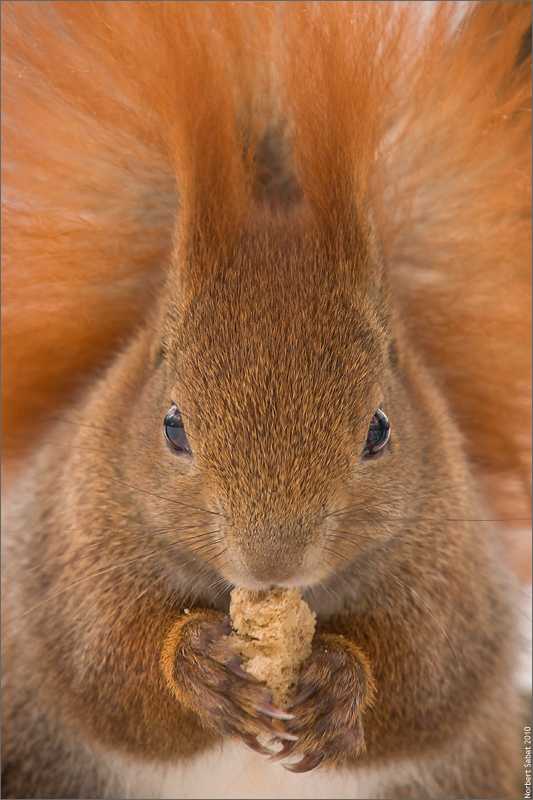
(2, 2, 531, 799)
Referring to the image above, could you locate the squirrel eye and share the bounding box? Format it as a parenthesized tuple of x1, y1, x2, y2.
(364, 409, 390, 456)
(163, 405, 192, 455)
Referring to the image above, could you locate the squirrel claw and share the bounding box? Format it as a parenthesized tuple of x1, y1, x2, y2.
(243, 734, 275, 756)
(266, 741, 295, 762)
(291, 682, 317, 706)
(263, 721, 299, 741)
(225, 658, 262, 683)
(257, 702, 295, 720)
(283, 752, 324, 773)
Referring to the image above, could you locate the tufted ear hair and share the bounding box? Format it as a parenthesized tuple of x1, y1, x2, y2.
(279, 2, 407, 261)
(139, 2, 253, 247)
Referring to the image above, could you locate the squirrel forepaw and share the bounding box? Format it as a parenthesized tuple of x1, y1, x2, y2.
(275, 633, 375, 772)
(161, 609, 287, 746)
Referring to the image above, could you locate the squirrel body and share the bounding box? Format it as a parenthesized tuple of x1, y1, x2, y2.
(2, 2, 531, 799)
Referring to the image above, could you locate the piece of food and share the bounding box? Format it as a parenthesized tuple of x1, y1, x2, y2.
(228, 587, 316, 710)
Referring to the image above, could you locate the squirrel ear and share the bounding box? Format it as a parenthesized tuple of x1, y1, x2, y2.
(160, 4, 251, 254)
(281, 2, 389, 261)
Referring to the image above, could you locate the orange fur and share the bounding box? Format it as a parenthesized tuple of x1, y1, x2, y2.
(2, 1, 531, 568)
(2, 5, 531, 796)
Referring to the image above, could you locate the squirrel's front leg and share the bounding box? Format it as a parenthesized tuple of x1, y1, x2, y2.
(161, 609, 296, 754)
(270, 633, 376, 772)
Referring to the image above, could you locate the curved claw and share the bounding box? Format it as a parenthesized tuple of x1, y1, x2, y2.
(283, 752, 325, 773)
(243, 734, 275, 756)
(263, 721, 299, 741)
(266, 741, 295, 762)
(291, 683, 317, 706)
(225, 658, 263, 683)
(257, 702, 295, 720)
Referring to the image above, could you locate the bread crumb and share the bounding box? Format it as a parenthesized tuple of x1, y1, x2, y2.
(228, 588, 316, 709)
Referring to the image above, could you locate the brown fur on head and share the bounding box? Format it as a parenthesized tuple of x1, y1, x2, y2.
(162, 216, 391, 587)
(2, 1, 531, 575)
(100, 204, 471, 600)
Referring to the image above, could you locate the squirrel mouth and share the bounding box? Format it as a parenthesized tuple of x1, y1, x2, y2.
(223, 549, 328, 592)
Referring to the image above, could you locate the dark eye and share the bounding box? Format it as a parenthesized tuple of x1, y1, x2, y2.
(163, 405, 192, 455)
(364, 409, 390, 456)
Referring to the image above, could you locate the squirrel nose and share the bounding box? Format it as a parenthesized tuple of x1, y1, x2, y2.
(235, 523, 314, 586)
(242, 553, 300, 585)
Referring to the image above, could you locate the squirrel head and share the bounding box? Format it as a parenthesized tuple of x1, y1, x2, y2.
(116, 214, 448, 591)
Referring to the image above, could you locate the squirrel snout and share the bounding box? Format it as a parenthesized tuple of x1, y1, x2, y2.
(225, 519, 325, 589)
(237, 550, 301, 586)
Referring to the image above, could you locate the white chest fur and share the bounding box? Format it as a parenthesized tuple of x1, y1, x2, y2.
(108, 741, 420, 799)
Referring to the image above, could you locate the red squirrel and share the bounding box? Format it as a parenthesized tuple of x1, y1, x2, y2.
(2, 2, 531, 798)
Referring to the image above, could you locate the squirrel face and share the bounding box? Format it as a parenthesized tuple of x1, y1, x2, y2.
(112, 219, 446, 592)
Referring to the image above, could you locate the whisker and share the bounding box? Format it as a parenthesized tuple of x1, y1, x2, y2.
(478, 567, 532, 601)
(513, 604, 532, 623)
(329, 510, 531, 525)
(324, 476, 531, 523)
(323, 485, 457, 519)
(392, 575, 462, 673)
(208, 566, 233, 606)
(40, 414, 188, 448)
(309, 571, 346, 607)
(39, 411, 205, 450)
(71, 462, 227, 518)
(14, 539, 214, 623)
(1, 523, 218, 583)
(329, 529, 382, 543)
(40, 415, 131, 436)
(323, 545, 356, 568)
(5, 536, 229, 637)
(2, 434, 111, 457)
